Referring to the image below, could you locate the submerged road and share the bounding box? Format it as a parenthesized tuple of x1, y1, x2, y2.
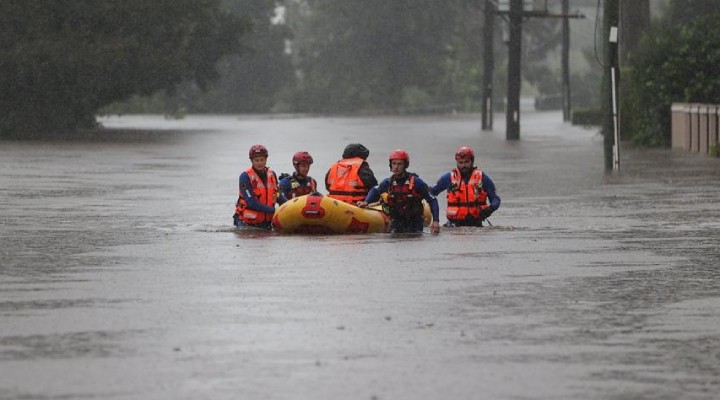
(1, 112, 719, 399)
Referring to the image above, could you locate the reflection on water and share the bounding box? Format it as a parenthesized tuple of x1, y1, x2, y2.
(0, 330, 142, 361)
(1, 114, 719, 399)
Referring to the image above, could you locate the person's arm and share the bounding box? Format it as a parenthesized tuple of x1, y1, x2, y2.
(416, 178, 441, 234)
(276, 178, 289, 205)
(358, 163, 378, 189)
(478, 173, 499, 220)
(482, 173, 501, 211)
(429, 172, 451, 196)
(324, 168, 331, 192)
(428, 198, 440, 234)
(239, 173, 275, 214)
(357, 178, 387, 206)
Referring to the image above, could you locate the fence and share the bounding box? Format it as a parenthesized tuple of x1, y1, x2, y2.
(671, 103, 720, 155)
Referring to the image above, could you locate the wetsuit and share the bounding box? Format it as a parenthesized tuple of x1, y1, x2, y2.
(365, 173, 440, 233)
(277, 172, 318, 205)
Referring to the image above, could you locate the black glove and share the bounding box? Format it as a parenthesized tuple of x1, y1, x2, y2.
(480, 207, 493, 220)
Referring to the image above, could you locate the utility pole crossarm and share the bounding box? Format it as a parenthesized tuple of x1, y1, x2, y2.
(494, 11, 585, 19)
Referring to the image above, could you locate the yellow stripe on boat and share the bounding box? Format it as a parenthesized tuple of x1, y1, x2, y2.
(272, 194, 390, 234)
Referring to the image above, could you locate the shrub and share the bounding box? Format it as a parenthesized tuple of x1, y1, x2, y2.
(571, 108, 603, 127)
(623, 14, 720, 146)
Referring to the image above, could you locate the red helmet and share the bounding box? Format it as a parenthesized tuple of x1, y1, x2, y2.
(389, 149, 410, 168)
(455, 146, 474, 162)
(292, 151, 313, 166)
(249, 144, 268, 159)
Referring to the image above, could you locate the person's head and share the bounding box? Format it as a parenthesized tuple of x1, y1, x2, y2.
(249, 144, 268, 170)
(292, 151, 313, 178)
(389, 149, 409, 177)
(454, 146, 475, 174)
(342, 143, 370, 160)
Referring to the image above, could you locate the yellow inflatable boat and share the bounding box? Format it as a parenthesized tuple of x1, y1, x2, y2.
(272, 194, 390, 234)
(272, 193, 432, 235)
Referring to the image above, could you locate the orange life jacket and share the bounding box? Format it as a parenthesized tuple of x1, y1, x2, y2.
(236, 167, 277, 225)
(326, 157, 367, 204)
(386, 174, 424, 218)
(446, 168, 488, 221)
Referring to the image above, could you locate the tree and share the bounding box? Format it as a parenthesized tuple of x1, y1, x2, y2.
(620, 0, 649, 66)
(285, 0, 485, 113)
(622, 1, 720, 146)
(0, 0, 248, 137)
(522, 17, 563, 96)
(174, 0, 295, 113)
(666, 0, 718, 25)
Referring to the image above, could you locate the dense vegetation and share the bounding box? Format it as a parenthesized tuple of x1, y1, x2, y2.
(6, 0, 716, 147)
(122, 0, 570, 115)
(176, 0, 294, 113)
(622, 0, 720, 146)
(284, 0, 488, 113)
(2, 0, 568, 135)
(0, 0, 247, 137)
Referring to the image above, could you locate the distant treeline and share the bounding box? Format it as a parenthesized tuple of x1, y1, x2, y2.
(112, 0, 604, 117)
(0, 0, 592, 137)
(2, 0, 719, 146)
(0, 0, 247, 136)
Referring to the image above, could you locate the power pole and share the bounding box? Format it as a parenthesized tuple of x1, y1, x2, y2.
(603, 0, 620, 170)
(481, 0, 495, 130)
(495, 0, 583, 139)
(505, 0, 523, 140)
(561, 0, 571, 122)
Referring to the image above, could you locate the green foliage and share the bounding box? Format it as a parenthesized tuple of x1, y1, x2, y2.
(0, 0, 248, 136)
(400, 87, 433, 111)
(709, 143, 719, 158)
(623, 13, 720, 146)
(99, 92, 169, 115)
(104, 0, 295, 115)
(571, 108, 602, 127)
(570, 69, 601, 110)
(667, 0, 720, 25)
(522, 18, 562, 96)
(285, 0, 485, 113)
(175, 0, 295, 113)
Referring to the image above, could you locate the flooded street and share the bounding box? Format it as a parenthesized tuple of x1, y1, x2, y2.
(1, 112, 719, 400)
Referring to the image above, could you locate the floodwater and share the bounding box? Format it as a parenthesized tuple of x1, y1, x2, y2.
(1, 112, 719, 400)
